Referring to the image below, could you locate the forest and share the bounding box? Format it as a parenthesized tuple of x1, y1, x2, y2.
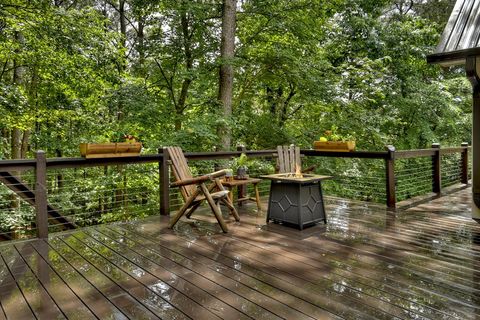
(0, 0, 473, 236)
(0, 0, 472, 159)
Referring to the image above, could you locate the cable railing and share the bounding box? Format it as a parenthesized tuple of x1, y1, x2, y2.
(396, 157, 434, 201)
(395, 143, 470, 204)
(46, 163, 160, 232)
(305, 157, 387, 203)
(441, 153, 463, 188)
(0, 170, 36, 240)
(0, 143, 470, 240)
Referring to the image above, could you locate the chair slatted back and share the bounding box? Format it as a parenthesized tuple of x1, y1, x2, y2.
(165, 147, 196, 200)
(277, 145, 301, 174)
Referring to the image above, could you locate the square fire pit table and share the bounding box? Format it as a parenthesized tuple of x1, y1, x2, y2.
(260, 173, 332, 230)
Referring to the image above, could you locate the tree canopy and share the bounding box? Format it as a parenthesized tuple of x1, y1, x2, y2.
(0, 0, 469, 157)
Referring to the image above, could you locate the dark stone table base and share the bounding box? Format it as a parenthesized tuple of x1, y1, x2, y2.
(266, 181, 327, 230)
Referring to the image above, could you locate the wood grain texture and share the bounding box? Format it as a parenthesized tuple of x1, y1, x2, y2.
(1, 187, 479, 319)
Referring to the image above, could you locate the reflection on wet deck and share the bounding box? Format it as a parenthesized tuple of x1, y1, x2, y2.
(0, 187, 479, 319)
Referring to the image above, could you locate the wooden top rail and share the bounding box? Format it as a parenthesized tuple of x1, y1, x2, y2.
(440, 146, 471, 155)
(396, 146, 470, 159)
(301, 149, 389, 159)
(396, 149, 437, 159)
(0, 146, 469, 171)
(183, 150, 276, 160)
(0, 159, 36, 171)
(46, 154, 163, 169)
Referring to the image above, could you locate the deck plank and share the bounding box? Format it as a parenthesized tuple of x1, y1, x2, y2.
(0, 248, 35, 320)
(78, 227, 311, 320)
(82, 228, 259, 320)
(184, 207, 475, 319)
(326, 200, 480, 260)
(104, 225, 355, 319)
(96, 226, 324, 320)
(325, 214, 480, 279)
(48, 236, 162, 320)
(120, 221, 441, 319)
(30, 240, 128, 320)
(0, 187, 479, 319)
(57, 233, 192, 320)
(0, 303, 6, 320)
(1, 244, 66, 319)
(158, 202, 478, 318)
(69, 230, 226, 320)
(227, 214, 478, 315)
(13, 242, 97, 320)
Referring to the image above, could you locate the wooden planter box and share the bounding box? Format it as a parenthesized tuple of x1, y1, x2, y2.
(313, 141, 355, 152)
(80, 142, 142, 158)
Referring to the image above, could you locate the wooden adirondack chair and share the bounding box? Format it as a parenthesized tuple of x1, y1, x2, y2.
(166, 147, 239, 233)
(276, 145, 316, 175)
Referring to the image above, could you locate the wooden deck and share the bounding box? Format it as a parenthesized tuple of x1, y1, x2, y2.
(1, 187, 479, 319)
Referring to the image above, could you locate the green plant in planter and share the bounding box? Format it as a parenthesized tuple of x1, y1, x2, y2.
(235, 153, 249, 179)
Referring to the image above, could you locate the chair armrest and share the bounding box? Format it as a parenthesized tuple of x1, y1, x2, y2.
(209, 169, 227, 179)
(171, 170, 227, 187)
(171, 175, 211, 187)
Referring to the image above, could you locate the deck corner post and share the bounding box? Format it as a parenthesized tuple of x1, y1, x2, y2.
(432, 143, 441, 193)
(159, 147, 170, 216)
(35, 150, 48, 239)
(461, 142, 469, 184)
(385, 145, 396, 208)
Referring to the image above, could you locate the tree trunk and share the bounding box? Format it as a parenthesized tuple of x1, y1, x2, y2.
(119, 0, 127, 48)
(10, 129, 21, 160)
(137, 17, 145, 76)
(10, 31, 25, 211)
(11, 31, 24, 160)
(20, 130, 30, 158)
(217, 0, 237, 150)
(174, 11, 194, 131)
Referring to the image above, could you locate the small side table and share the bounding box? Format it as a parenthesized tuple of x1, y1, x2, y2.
(221, 178, 262, 210)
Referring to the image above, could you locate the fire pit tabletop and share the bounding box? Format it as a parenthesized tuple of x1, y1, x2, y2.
(260, 173, 332, 184)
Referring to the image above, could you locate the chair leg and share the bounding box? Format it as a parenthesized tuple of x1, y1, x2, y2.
(221, 197, 240, 221)
(200, 183, 228, 233)
(186, 202, 201, 219)
(254, 183, 262, 211)
(169, 189, 200, 229)
(214, 178, 239, 221)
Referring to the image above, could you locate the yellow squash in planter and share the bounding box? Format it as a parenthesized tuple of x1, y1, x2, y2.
(313, 140, 356, 152)
(80, 142, 142, 158)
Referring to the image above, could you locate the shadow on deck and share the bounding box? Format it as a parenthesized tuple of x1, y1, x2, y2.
(0, 187, 479, 319)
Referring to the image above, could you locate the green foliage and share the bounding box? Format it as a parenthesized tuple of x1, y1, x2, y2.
(2, 0, 467, 154)
(0, 0, 472, 231)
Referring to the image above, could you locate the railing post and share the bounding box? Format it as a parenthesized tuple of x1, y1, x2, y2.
(461, 142, 469, 184)
(432, 143, 441, 193)
(159, 148, 170, 216)
(237, 145, 247, 206)
(385, 145, 396, 208)
(35, 151, 48, 239)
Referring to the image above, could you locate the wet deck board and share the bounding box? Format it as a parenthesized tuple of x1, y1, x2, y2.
(29, 240, 128, 319)
(119, 220, 447, 319)
(82, 228, 271, 320)
(48, 236, 161, 319)
(0, 187, 479, 319)
(0, 249, 35, 319)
